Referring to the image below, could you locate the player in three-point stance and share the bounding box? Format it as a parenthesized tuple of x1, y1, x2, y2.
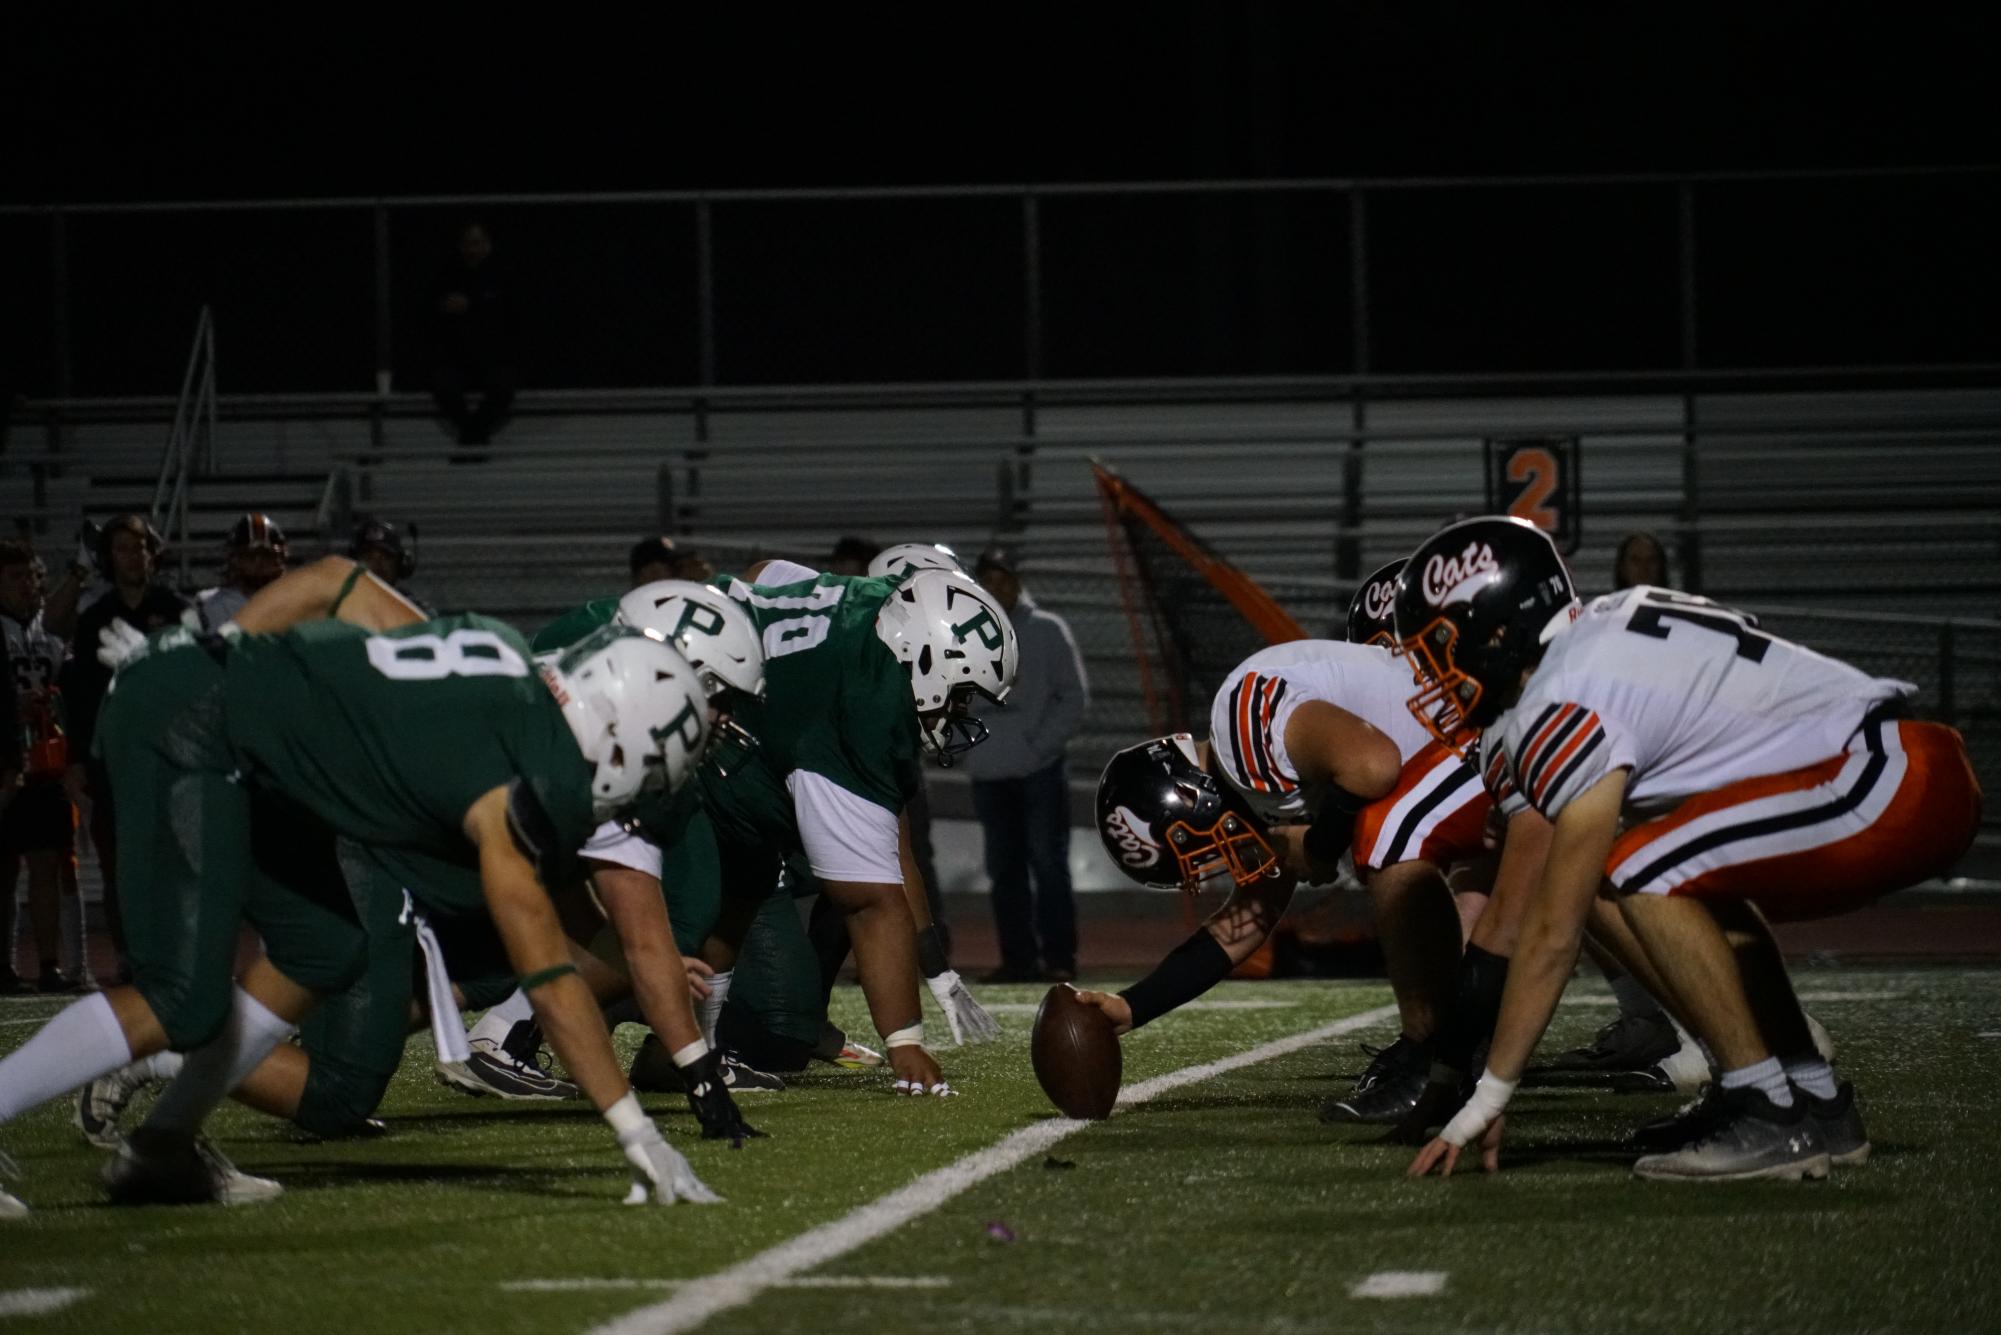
(1081, 563, 1551, 1116)
(1400, 517, 1980, 1182)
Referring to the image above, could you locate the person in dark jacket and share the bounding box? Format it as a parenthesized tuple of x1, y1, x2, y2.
(59, 516, 188, 981)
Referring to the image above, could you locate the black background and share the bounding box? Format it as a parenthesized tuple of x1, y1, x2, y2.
(5, 7, 1998, 391)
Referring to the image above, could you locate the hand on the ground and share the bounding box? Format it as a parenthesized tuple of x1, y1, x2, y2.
(683, 1050, 762, 1146)
(1407, 1115, 1504, 1178)
(887, 1044, 954, 1096)
(618, 1122, 722, 1204)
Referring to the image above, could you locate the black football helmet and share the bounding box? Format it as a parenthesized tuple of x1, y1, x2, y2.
(1096, 734, 1280, 891)
(226, 512, 288, 555)
(1345, 559, 1405, 651)
(348, 515, 415, 581)
(1393, 516, 1577, 748)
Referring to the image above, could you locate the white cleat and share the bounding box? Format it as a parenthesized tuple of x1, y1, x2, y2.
(76, 1059, 168, 1150)
(1656, 1026, 1715, 1094)
(103, 1130, 283, 1207)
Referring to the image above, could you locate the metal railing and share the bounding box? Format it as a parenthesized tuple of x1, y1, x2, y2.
(150, 306, 216, 587)
(5, 165, 1997, 406)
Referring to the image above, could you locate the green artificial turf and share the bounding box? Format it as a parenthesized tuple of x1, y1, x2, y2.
(3, 967, 1997, 1334)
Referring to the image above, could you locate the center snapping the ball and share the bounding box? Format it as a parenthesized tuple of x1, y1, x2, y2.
(1031, 984, 1123, 1119)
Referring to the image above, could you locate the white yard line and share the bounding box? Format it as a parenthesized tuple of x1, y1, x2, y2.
(0, 1287, 91, 1317)
(983, 998, 1300, 1015)
(1350, 1271, 1448, 1299)
(589, 1001, 1399, 1335)
(504, 1277, 949, 1294)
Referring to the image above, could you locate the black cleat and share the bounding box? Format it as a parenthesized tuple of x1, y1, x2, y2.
(1630, 1086, 1728, 1154)
(1320, 1036, 1429, 1124)
(1805, 1082, 1870, 1167)
(1551, 1011, 1680, 1072)
(1633, 1087, 1830, 1182)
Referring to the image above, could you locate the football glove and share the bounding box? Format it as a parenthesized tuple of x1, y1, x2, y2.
(617, 1121, 722, 1205)
(925, 969, 1002, 1046)
(683, 1050, 763, 1146)
(97, 621, 149, 671)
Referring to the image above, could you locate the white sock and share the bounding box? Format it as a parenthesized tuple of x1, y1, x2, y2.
(1784, 1057, 1839, 1102)
(1607, 971, 1665, 1020)
(0, 992, 134, 1122)
(1719, 1056, 1793, 1108)
(468, 989, 536, 1046)
(59, 893, 87, 978)
(140, 989, 296, 1136)
(696, 970, 733, 1047)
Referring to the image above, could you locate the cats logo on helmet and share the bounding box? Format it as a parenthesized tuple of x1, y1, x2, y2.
(1345, 558, 1406, 652)
(1103, 803, 1162, 871)
(1393, 516, 1578, 753)
(1095, 734, 1279, 892)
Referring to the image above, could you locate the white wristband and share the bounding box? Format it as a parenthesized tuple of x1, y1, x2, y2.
(1439, 1070, 1517, 1148)
(883, 1022, 925, 1049)
(670, 1038, 710, 1068)
(604, 1089, 649, 1140)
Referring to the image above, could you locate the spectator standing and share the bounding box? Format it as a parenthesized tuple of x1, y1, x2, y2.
(59, 517, 188, 983)
(192, 513, 288, 632)
(0, 541, 84, 991)
(964, 544, 1089, 983)
(432, 222, 516, 456)
(1613, 530, 1671, 590)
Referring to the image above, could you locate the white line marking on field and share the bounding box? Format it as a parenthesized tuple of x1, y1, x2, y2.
(984, 998, 1300, 1015)
(1350, 1271, 1447, 1299)
(504, 1277, 949, 1294)
(0, 1288, 91, 1317)
(589, 1001, 1399, 1335)
(1979, 1032, 2001, 1039)
(1563, 990, 1904, 1006)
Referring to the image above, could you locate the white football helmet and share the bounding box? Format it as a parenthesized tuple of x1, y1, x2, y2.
(874, 569, 1020, 763)
(867, 542, 962, 580)
(615, 580, 766, 702)
(543, 624, 712, 820)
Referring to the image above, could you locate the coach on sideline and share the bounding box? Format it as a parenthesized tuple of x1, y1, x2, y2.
(965, 544, 1089, 983)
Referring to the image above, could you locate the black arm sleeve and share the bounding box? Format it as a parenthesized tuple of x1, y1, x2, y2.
(1433, 944, 1510, 1075)
(1119, 929, 1235, 1030)
(1300, 784, 1369, 867)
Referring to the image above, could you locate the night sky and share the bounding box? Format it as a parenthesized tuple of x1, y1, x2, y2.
(5, 8, 1997, 394)
(7, 8, 1998, 202)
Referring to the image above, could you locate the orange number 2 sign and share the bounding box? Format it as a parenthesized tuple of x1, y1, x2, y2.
(1505, 446, 1560, 532)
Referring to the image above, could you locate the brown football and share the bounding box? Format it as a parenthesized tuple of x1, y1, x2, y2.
(1030, 984, 1123, 1119)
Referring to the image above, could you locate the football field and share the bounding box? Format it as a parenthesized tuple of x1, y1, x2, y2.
(2, 966, 1997, 1333)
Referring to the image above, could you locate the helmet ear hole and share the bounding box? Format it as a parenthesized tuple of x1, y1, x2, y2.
(917, 645, 933, 676)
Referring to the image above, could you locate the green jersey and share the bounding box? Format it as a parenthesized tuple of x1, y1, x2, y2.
(702, 571, 921, 852)
(220, 614, 598, 898)
(531, 598, 619, 655)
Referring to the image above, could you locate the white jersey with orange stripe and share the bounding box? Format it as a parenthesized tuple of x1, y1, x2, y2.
(1207, 640, 1434, 825)
(1482, 585, 1915, 822)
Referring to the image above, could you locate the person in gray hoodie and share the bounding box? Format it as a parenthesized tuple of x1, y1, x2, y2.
(965, 545, 1089, 982)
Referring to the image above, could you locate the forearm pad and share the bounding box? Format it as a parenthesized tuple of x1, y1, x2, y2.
(1300, 785, 1368, 867)
(1118, 929, 1234, 1030)
(1433, 944, 1509, 1076)
(916, 923, 950, 979)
